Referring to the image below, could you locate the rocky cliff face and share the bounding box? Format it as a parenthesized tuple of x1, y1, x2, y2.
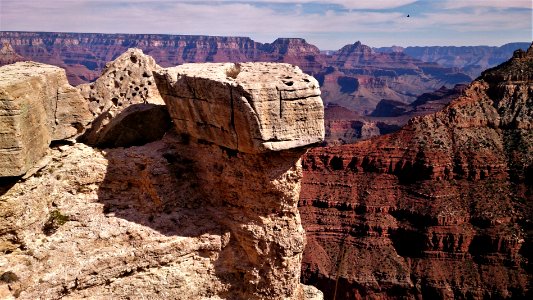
(299, 45, 533, 299)
(0, 32, 472, 114)
(375, 43, 531, 78)
(322, 84, 466, 146)
(371, 84, 467, 118)
(317, 41, 471, 113)
(0, 51, 324, 299)
(0, 42, 24, 65)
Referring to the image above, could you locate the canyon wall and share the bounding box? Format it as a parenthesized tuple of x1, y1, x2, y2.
(0, 51, 324, 299)
(375, 43, 531, 78)
(0, 32, 471, 114)
(299, 45, 533, 299)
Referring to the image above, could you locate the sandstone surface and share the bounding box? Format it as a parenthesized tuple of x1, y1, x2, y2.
(155, 62, 324, 153)
(299, 44, 533, 299)
(0, 62, 91, 177)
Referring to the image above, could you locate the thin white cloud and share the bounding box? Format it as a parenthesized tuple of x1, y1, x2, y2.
(441, 0, 532, 9)
(214, 0, 418, 9)
(237, 0, 418, 9)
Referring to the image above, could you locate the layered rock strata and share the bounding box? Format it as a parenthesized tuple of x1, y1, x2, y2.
(0, 62, 91, 177)
(299, 45, 533, 299)
(375, 43, 531, 78)
(0, 59, 325, 299)
(0, 32, 473, 114)
(0, 42, 24, 65)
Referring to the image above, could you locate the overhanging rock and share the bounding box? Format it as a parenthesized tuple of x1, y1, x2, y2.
(154, 62, 325, 153)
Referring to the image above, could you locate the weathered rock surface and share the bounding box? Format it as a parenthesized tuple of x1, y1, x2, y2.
(155, 62, 324, 153)
(78, 48, 167, 147)
(0, 58, 325, 299)
(0, 62, 91, 177)
(299, 44, 533, 299)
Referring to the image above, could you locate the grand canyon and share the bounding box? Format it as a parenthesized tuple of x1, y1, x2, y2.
(1, 32, 528, 113)
(0, 30, 531, 300)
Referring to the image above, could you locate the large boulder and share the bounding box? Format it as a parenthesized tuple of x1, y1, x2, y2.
(0, 62, 91, 177)
(154, 62, 325, 153)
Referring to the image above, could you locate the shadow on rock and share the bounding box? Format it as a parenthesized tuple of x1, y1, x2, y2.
(0, 177, 19, 197)
(79, 103, 171, 148)
(95, 131, 222, 238)
(95, 129, 308, 298)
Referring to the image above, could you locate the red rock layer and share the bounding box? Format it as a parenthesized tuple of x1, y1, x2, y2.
(299, 45, 533, 299)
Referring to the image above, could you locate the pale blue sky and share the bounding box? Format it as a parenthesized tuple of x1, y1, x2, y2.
(1, 0, 531, 49)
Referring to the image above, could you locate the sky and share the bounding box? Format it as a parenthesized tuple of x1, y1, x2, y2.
(0, 0, 531, 49)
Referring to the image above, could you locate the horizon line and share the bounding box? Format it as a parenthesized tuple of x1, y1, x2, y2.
(0, 30, 530, 50)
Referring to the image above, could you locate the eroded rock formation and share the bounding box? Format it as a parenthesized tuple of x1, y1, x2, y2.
(78, 48, 167, 147)
(299, 45, 533, 299)
(0, 62, 91, 177)
(154, 62, 324, 153)
(317, 41, 471, 113)
(0, 56, 324, 299)
(375, 43, 531, 78)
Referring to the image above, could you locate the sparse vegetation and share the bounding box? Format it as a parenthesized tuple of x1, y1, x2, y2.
(42, 210, 70, 236)
(226, 64, 241, 79)
(0, 271, 19, 283)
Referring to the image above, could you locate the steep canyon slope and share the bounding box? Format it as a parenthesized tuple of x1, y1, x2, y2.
(299, 45, 533, 299)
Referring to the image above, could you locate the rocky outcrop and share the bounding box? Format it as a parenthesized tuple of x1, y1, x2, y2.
(0, 58, 325, 299)
(0, 62, 91, 177)
(262, 38, 326, 75)
(299, 45, 533, 299)
(154, 62, 324, 153)
(78, 48, 167, 147)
